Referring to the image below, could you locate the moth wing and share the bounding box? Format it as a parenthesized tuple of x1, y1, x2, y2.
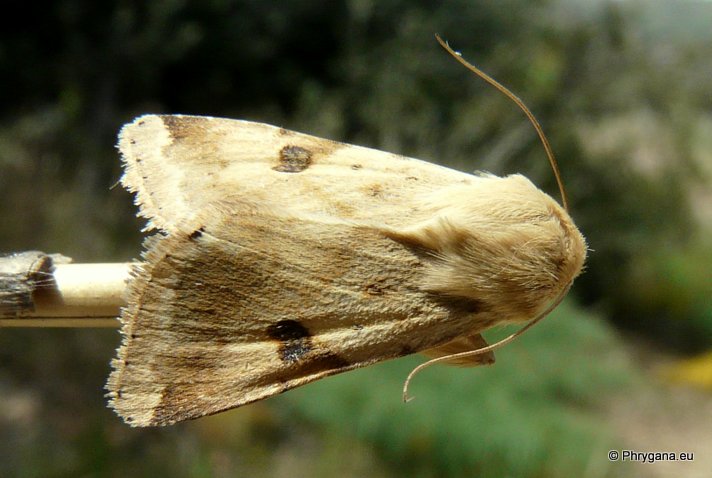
(420, 333, 495, 367)
(118, 114, 474, 232)
(107, 201, 485, 426)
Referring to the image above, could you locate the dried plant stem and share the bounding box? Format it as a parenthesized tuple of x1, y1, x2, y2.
(1, 260, 129, 327)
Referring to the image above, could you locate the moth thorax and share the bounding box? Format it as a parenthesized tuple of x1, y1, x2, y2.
(421, 186, 587, 323)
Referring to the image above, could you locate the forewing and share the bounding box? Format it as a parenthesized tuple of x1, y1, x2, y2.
(118, 114, 473, 232)
(107, 201, 484, 426)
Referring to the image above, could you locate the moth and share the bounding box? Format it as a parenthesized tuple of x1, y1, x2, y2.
(107, 37, 587, 427)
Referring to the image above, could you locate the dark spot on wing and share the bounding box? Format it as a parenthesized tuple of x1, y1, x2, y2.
(364, 284, 384, 295)
(364, 276, 396, 296)
(189, 226, 205, 240)
(267, 319, 313, 363)
(351, 163, 362, 170)
(274, 145, 312, 173)
(267, 319, 311, 341)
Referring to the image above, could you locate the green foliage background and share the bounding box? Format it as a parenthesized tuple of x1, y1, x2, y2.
(1, 1, 710, 477)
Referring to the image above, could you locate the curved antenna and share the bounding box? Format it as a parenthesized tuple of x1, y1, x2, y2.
(401, 36, 577, 402)
(403, 284, 571, 402)
(435, 34, 569, 211)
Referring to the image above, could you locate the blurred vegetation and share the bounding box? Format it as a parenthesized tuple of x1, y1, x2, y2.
(1, 0, 711, 477)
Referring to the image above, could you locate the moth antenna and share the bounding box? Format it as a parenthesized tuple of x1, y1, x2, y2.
(435, 34, 570, 211)
(403, 37, 576, 401)
(402, 283, 572, 402)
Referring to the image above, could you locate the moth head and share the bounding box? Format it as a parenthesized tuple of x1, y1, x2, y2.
(426, 35, 589, 324)
(403, 175, 587, 323)
(402, 36, 589, 402)
(401, 175, 587, 402)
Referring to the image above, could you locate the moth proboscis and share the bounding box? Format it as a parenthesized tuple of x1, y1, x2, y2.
(106, 35, 587, 427)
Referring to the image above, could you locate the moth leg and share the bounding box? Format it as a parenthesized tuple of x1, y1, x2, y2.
(419, 332, 495, 367)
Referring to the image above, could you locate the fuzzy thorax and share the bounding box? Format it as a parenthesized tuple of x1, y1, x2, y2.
(391, 174, 587, 323)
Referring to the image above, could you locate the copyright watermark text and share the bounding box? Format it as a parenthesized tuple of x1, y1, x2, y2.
(608, 449, 694, 463)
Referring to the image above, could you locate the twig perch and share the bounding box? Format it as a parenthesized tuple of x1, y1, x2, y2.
(0, 251, 127, 327)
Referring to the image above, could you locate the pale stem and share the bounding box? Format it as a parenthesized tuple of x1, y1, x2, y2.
(1, 263, 129, 328)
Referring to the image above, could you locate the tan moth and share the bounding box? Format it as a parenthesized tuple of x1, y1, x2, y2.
(107, 36, 587, 427)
